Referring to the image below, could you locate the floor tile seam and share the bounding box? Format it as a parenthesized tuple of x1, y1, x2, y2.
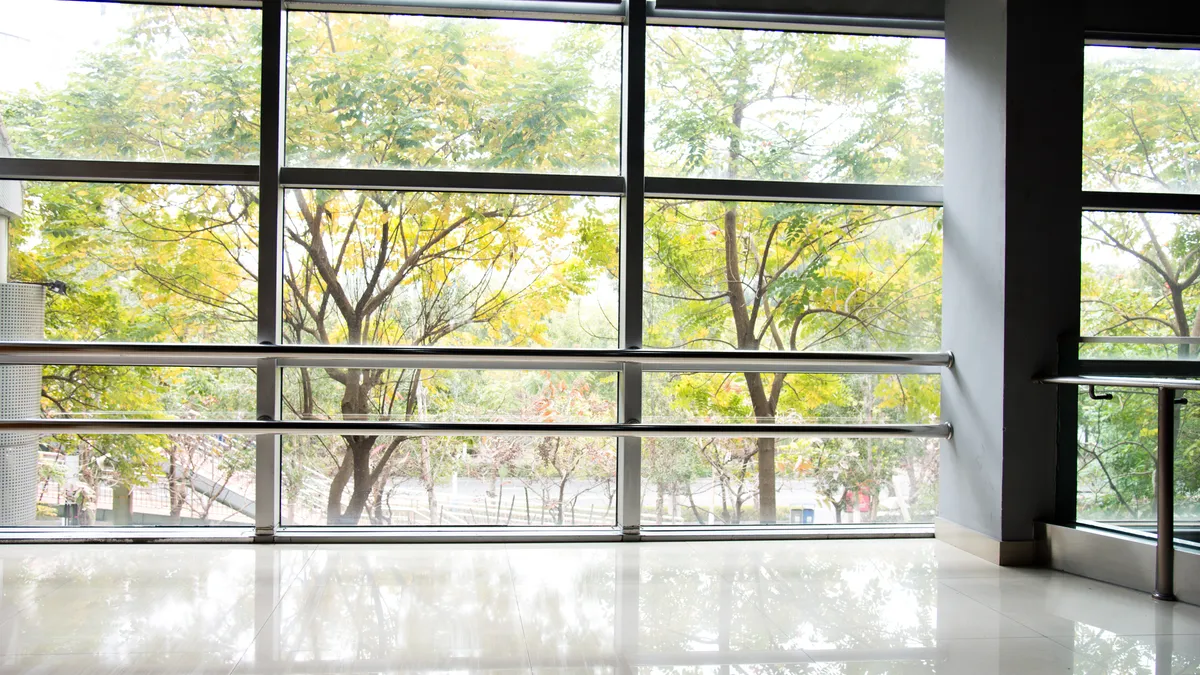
(1041, 630, 1200, 639)
(934, 580, 1052, 639)
(935, 577, 1200, 639)
(502, 543, 536, 674)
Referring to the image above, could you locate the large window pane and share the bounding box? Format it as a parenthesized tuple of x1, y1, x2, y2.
(33, 434, 256, 527)
(281, 368, 617, 423)
(9, 366, 255, 528)
(286, 12, 620, 173)
(641, 371, 939, 527)
(643, 372, 938, 424)
(283, 190, 618, 348)
(0, 1, 260, 163)
(1081, 211, 1200, 359)
(641, 437, 936, 526)
(1085, 46, 1200, 194)
(280, 368, 617, 527)
(646, 28, 943, 184)
(1078, 387, 1200, 545)
(42, 366, 255, 420)
(644, 201, 941, 351)
(7, 182, 257, 343)
(283, 435, 617, 527)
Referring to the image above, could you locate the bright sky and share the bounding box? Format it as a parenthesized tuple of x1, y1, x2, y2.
(0, 0, 944, 93)
(0, 0, 128, 93)
(0, 1, 580, 96)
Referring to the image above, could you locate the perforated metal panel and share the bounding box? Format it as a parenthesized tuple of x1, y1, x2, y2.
(0, 284, 44, 338)
(0, 283, 44, 525)
(0, 441, 37, 526)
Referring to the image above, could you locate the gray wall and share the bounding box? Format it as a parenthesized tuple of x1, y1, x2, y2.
(941, 0, 1082, 543)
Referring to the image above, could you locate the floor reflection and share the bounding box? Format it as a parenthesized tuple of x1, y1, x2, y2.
(0, 540, 1198, 674)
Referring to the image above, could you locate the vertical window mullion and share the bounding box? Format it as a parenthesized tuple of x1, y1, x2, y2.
(255, 0, 286, 541)
(617, 0, 647, 539)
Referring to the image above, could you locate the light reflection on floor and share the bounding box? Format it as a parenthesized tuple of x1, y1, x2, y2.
(0, 539, 1198, 673)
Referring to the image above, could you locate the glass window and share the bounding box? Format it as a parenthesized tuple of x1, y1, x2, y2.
(640, 372, 939, 526)
(1080, 211, 1200, 359)
(0, 5, 948, 535)
(42, 366, 255, 420)
(8, 182, 258, 343)
(641, 437, 936, 526)
(1077, 387, 1200, 541)
(285, 12, 621, 173)
(9, 366, 256, 528)
(0, 1, 261, 163)
(646, 27, 944, 184)
(1084, 46, 1200, 194)
(644, 201, 941, 351)
(282, 190, 619, 348)
(280, 368, 617, 527)
(283, 435, 618, 527)
(33, 434, 256, 527)
(643, 372, 938, 424)
(281, 368, 617, 423)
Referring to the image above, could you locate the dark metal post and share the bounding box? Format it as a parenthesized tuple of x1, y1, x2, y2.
(1155, 387, 1177, 601)
(255, 0, 286, 542)
(616, 0, 647, 540)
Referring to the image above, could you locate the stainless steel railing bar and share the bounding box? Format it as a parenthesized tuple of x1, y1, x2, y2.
(0, 342, 953, 372)
(1040, 375, 1200, 391)
(0, 419, 953, 439)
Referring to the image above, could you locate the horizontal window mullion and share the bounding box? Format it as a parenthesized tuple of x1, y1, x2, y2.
(69, 0, 263, 8)
(279, 167, 626, 196)
(1085, 34, 1200, 49)
(0, 419, 954, 439)
(282, 0, 624, 22)
(646, 6, 942, 37)
(1080, 336, 1200, 344)
(1082, 191, 1200, 214)
(0, 158, 259, 186)
(645, 176, 942, 206)
(0, 341, 953, 372)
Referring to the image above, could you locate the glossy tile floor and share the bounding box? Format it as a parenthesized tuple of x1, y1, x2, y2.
(1, 539, 1199, 674)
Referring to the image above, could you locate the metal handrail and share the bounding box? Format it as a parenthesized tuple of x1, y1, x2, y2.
(1041, 373, 1190, 601)
(0, 342, 954, 373)
(0, 419, 953, 439)
(1041, 375, 1200, 391)
(1079, 336, 1200, 344)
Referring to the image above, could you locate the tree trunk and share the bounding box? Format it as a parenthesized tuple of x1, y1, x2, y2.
(743, 373, 778, 523)
(655, 481, 665, 524)
(557, 477, 568, 525)
(421, 436, 438, 524)
(166, 446, 186, 524)
(326, 435, 377, 525)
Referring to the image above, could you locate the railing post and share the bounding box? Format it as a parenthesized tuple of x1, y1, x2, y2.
(1154, 386, 1177, 601)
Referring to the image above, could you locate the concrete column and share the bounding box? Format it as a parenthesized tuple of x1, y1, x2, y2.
(939, 0, 1083, 563)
